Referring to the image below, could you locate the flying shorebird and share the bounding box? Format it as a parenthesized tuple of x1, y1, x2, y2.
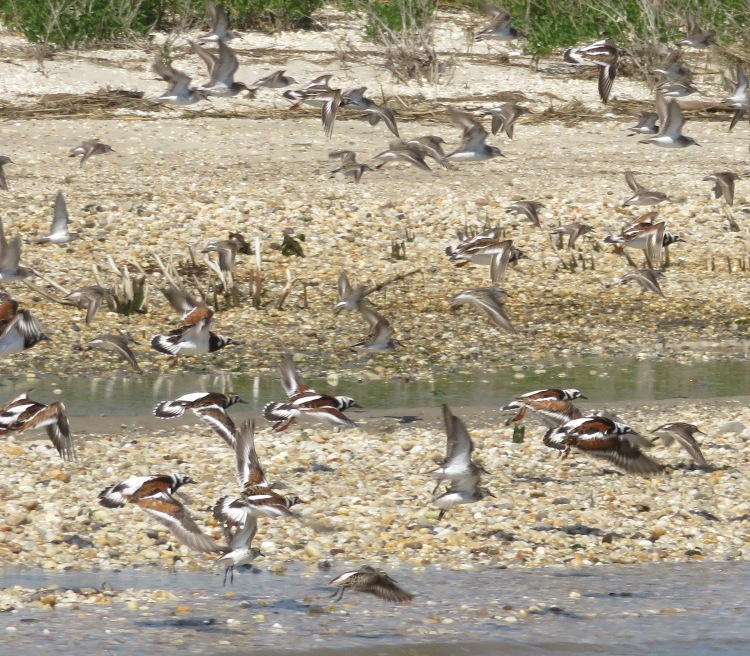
(651, 421, 708, 467)
(214, 515, 262, 586)
(639, 93, 699, 148)
(154, 392, 246, 449)
(502, 388, 585, 428)
(372, 141, 432, 171)
(263, 354, 358, 431)
(68, 139, 113, 167)
(283, 75, 342, 139)
(446, 109, 504, 162)
(202, 238, 242, 272)
(656, 79, 699, 97)
(563, 39, 622, 104)
(333, 270, 368, 313)
(550, 221, 593, 250)
(329, 565, 414, 603)
(200, 1, 234, 41)
(704, 171, 741, 206)
(451, 287, 518, 334)
(675, 12, 714, 48)
(723, 65, 749, 132)
(0, 217, 36, 281)
(150, 285, 236, 365)
(506, 200, 543, 226)
(38, 191, 78, 244)
(622, 170, 669, 207)
(0, 390, 75, 461)
(154, 55, 209, 105)
(191, 40, 249, 97)
(86, 332, 142, 373)
(626, 111, 659, 136)
(650, 50, 693, 81)
(328, 150, 371, 183)
(99, 473, 221, 553)
(0, 155, 14, 191)
(65, 286, 113, 325)
(482, 102, 528, 138)
(620, 268, 665, 297)
(474, 5, 525, 43)
(350, 304, 399, 351)
(252, 70, 297, 89)
(341, 87, 399, 137)
(0, 297, 47, 356)
(404, 136, 453, 169)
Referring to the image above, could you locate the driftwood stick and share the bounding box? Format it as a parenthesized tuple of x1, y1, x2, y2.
(362, 267, 422, 299)
(23, 280, 74, 305)
(275, 269, 299, 310)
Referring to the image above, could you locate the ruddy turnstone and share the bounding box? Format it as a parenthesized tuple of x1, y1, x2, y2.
(0, 293, 47, 355)
(474, 5, 525, 43)
(550, 222, 593, 250)
(263, 354, 358, 431)
(341, 87, 399, 137)
(430, 404, 489, 494)
(675, 13, 714, 48)
(482, 102, 528, 139)
(283, 75, 341, 139)
(65, 286, 113, 325)
(506, 200, 543, 227)
(333, 270, 368, 314)
(154, 56, 209, 105)
(650, 50, 693, 82)
(704, 171, 740, 206)
(639, 93, 699, 148)
(252, 70, 297, 89)
(154, 391, 245, 448)
(0, 217, 36, 281)
(372, 142, 432, 171)
(150, 285, 235, 364)
(543, 415, 664, 474)
(0, 391, 75, 461)
(350, 304, 399, 351)
(445, 230, 524, 275)
(0, 155, 14, 191)
(68, 139, 113, 167)
(563, 39, 622, 104)
(99, 473, 221, 553)
(451, 287, 517, 334)
(215, 515, 262, 585)
(213, 419, 301, 530)
(38, 191, 78, 244)
(328, 150, 371, 183)
(622, 171, 669, 207)
(626, 111, 659, 136)
(620, 268, 665, 296)
(723, 65, 749, 132)
(604, 215, 682, 269)
(200, 1, 234, 41)
(329, 565, 414, 603)
(86, 332, 141, 373)
(446, 109, 503, 162)
(656, 79, 699, 97)
(502, 388, 585, 428)
(650, 422, 708, 467)
(191, 40, 249, 97)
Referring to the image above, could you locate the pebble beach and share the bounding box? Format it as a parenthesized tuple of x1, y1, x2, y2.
(2, 5, 750, 653)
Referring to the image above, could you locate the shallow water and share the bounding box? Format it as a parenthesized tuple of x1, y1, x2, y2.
(4, 357, 750, 417)
(1, 562, 749, 655)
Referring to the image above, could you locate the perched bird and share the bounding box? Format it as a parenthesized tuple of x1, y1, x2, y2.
(200, 1, 234, 41)
(213, 420, 301, 545)
(506, 200, 543, 227)
(252, 70, 297, 89)
(430, 404, 488, 494)
(0, 391, 74, 461)
(214, 515, 262, 586)
(675, 12, 714, 48)
(563, 39, 622, 104)
(704, 171, 740, 206)
(373, 141, 432, 172)
(651, 422, 708, 467)
(550, 221, 593, 250)
(86, 332, 142, 373)
(482, 102, 528, 138)
(263, 354, 358, 431)
(330, 565, 414, 603)
(38, 191, 78, 245)
(68, 139, 113, 167)
(65, 286, 113, 325)
(622, 171, 669, 207)
(191, 40, 249, 97)
(620, 269, 665, 297)
(639, 93, 699, 148)
(723, 65, 749, 132)
(474, 5, 525, 43)
(0, 155, 14, 191)
(0, 217, 36, 281)
(626, 111, 659, 136)
(329, 150, 371, 183)
(350, 304, 399, 351)
(502, 388, 585, 428)
(446, 109, 503, 162)
(451, 288, 517, 334)
(543, 415, 664, 474)
(154, 392, 245, 449)
(154, 56, 209, 105)
(333, 270, 368, 314)
(151, 286, 235, 364)
(341, 87, 399, 137)
(99, 473, 221, 553)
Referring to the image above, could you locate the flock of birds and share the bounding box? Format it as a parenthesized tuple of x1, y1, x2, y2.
(0, 3, 746, 604)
